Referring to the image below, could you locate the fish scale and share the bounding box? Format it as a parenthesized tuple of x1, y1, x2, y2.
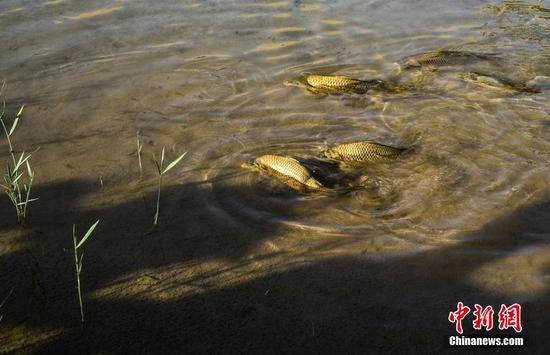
(400, 50, 499, 69)
(305, 75, 363, 89)
(325, 141, 404, 162)
(284, 74, 386, 95)
(305, 75, 380, 93)
(252, 155, 323, 189)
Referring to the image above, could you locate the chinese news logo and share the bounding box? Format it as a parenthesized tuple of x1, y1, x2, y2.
(448, 302, 523, 334)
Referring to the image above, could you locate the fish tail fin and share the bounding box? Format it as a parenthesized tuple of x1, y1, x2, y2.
(400, 143, 420, 156)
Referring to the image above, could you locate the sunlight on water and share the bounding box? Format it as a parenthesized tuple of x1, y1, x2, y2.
(469, 245, 550, 299)
(44, 0, 66, 5)
(300, 4, 322, 12)
(250, 1, 290, 8)
(62, 6, 123, 20)
(272, 13, 292, 18)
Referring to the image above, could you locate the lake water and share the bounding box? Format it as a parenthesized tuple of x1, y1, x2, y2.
(1, 0, 549, 352)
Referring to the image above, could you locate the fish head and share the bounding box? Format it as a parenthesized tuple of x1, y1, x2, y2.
(240, 160, 257, 171)
(283, 78, 306, 88)
(305, 177, 323, 189)
(400, 58, 421, 69)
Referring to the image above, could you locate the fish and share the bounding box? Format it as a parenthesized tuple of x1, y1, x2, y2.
(241, 154, 323, 191)
(324, 141, 406, 163)
(398, 50, 500, 70)
(283, 74, 387, 95)
(457, 72, 541, 93)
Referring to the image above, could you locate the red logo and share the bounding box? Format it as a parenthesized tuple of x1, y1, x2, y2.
(472, 304, 494, 331)
(449, 302, 522, 334)
(448, 302, 471, 334)
(498, 304, 522, 333)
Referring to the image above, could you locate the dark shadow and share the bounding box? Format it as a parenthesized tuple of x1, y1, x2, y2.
(0, 179, 549, 354)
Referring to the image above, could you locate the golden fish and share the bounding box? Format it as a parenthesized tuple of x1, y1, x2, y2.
(324, 141, 405, 163)
(399, 50, 499, 69)
(283, 74, 387, 95)
(242, 154, 323, 191)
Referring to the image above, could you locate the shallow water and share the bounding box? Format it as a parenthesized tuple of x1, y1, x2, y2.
(1, 0, 549, 352)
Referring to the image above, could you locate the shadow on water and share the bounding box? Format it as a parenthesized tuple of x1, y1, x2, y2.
(0, 178, 549, 353)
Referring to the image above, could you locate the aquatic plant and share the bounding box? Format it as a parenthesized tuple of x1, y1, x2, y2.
(152, 147, 186, 227)
(0, 288, 14, 323)
(0, 85, 37, 227)
(136, 130, 143, 179)
(72, 220, 100, 323)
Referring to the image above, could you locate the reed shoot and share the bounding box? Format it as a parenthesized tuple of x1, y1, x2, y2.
(152, 147, 186, 227)
(72, 220, 100, 323)
(0, 87, 38, 227)
(136, 131, 143, 179)
(0, 288, 14, 323)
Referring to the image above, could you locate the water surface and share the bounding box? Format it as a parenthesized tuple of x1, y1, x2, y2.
(0, 0, 549, 352)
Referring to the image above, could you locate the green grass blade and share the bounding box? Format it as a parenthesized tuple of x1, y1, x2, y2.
(136, 131, 143, 152)
(15, 153, 31, 171)
(162, 151, 187, 175)
(11, 172, 24, 185)
(14, 152, 32, 172)
(26, 160, 33, 178)
(16, 151, 25, 167)
(0, 288, 13, 309)
(16, 105, 24, 117)
(8, 117, 19, 136)
(153, 156, 162, 175)
(16, 198, 38, 206)
(76, 220, 100, 249)
(78, 253, 85, 273)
